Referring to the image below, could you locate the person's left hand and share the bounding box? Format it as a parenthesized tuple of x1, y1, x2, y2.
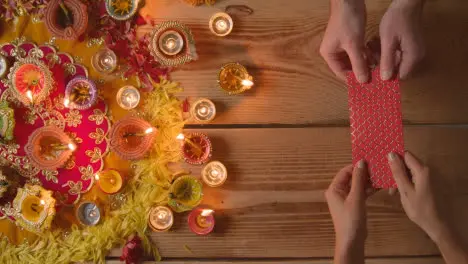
(379, 0, 425, 80)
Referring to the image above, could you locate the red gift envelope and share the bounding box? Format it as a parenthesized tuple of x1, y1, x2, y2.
(347, 68, 404, 189)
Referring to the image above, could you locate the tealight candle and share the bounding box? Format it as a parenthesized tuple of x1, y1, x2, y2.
(202, 161, 227, 187)
(0, 54, 8, 79)
(190, 98, 216, 123)
(91, 48, 118, 74)
(158, 30, 184, 56)
(188, 208, 215, 235)
(76, 201, 101, 226)
(209, 12, 233, 37)
(218, 62, 254, 95)
(148, 205, 174, 232)
(95, 169, 123, 194)
(116, 86, 140, 110)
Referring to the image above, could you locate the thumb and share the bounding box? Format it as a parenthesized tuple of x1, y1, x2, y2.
(350, 160, 368, 202)
(380, 36, 397, 81)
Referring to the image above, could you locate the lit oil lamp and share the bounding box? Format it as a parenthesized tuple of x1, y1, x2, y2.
(116, 85, 140, 110)
(91, 48, 118, 74)
(109, 116, 156, 160)
(76, 201, 101, 226)
(148, 205, 174, 232)
(209, 12, 233, 37)
(188, 208, 215, 235)
(64, 76, 98, 110)
(158, 30, 184, 56)
(167, 175, 203, 213)
(218, 62, 254, 95)
(95, 169, 123, 194)
(177, 133, 212, 165)
(190, 98, 216, 123)
(0, 54, 8, 79)
(105, 0, 139, 21)
(25, 126, 76, 171)
(202, 161, 227, 187)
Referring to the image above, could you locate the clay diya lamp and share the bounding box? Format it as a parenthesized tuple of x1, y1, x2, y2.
(188, 208, 215, 235)
(95, 169, 124, 194)
(64, 76, 98, 110)
(201, 161, 227, 187)
(148, 205, 174, 232)
(218, 62, 254, 95)
(149, 21, 198, 67)
(0, 101, 15, 142)
(76, 201, 101, 226)
(105, 0, 139, 21)
(178, 132, 212, 165)
(44, 0, 88, 40)
(209, 12, 234, 37)
(25, 126, 76, 171)
(167, 175, 203, 213)
(91, 48, 118, 75)
(12, 184, 56, 233)
(190, 98, 216, 123)
(7, 57, 53, 106)
(109, 116, 156, 160)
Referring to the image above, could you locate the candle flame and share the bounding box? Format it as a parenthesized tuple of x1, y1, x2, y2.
(94, 174, 100, 181)
(64, 98, 70, 108)
(145, 127, 154, 134)
(26, 90, 33, 102)
(241, 79, 254, 87)
(40, 199, 46, 205)
(176, 133, 185, 140)
(68, 143, 76, 151)
(201, 209, 214, 217)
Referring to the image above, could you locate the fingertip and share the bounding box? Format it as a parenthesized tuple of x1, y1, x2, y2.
(380, 69, 393, 81)
(357, 73, 369, 83)
(387, 152, 399, 163)
(357, 159, 366, 169)
(388, 188, 398, 196)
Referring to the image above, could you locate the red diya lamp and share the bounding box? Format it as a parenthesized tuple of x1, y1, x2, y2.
(177, 133, 212, 165)
(7, 57, 53, 106)
(44, 0, 88, 40)
(25, 126, 76, 171)
(109, 117, 156, 161)
(188, 208, 215, 235)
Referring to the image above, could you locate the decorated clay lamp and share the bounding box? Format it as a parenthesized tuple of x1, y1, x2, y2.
(76, 201, 101, 226)
(190, 98, 216, 123)
(105, 0, 139, 21)
(7, 57, 53, 106)
(116, 86, 140, 110)
(202, 161, 227, 187)
(167, 175, 203, 213)
(91, 48, 118, 74)
(95, 169, 123, 194)
(148, 205, 174, 232)
(44, 0, 88, 40)
(149, 21, 198, 67)
(0, 102, 15, 142)
(188, 208, 215, 235)
(64, 76, 98, 110)
(218, 62, 254, 95)
(177, 133, 212, 165)
(13, 184, 56, 233)
(209, 12, 233, 37)
(109, 116, 156, 160)
(25, 126, 76, 171)
(0, 54, 9, 79)
(0, 171, 10, 199)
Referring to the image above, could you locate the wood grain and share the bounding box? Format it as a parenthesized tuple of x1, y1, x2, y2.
(107, 127, 468, 258)
(140, 0, 468, 125)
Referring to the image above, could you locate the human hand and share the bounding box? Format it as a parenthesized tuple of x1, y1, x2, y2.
(320, 0, 369, 83)
(326, 161, 374, 255)
(379, 0, 425, 80)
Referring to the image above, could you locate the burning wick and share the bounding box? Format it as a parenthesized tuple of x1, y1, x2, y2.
(50, 142, 76, 151)
(123, 127, 154, 138)
(200, 107, 208, 115)
(26, 90, 34, 104)
(196, 209, 215, 229)
(64, 98, 70, 108)
(68, 143, 76, 151)
(40, 199, 46, 205)
(166, 39, 176, 50)
(201, 209, 214, 217)
(241, 79, 254, 88)
(176, 133, 185, 141)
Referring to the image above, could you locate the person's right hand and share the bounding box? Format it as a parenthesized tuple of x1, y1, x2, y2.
(387, 152, 444, 241)
(320, 0, 369, 83)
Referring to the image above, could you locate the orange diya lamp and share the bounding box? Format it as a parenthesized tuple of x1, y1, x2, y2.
(177, 133, 212, 165)
(109, 117, 156, 160)
(188, 208, 215, 235)
(218, 62, 254, 95)
(25, 126, 76, 171)
(95, 169, 124, 194)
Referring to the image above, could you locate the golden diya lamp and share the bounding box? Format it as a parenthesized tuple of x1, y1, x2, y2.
(177, 133, 212, 165)
(7, 57, 53, 107)
(25, 126, 76, 171)
(188, 208, 215, 235)
(202, 161, 227, 187)
(148, 205, 174, 232)
(218, 62, 254, 95)
(64, 76, 98, 110)
(12, 184, 56, 233)
(95, 169, 124, 194)
(209, 12, 234, 37)
(109, 116, 156, 160)
(116, 86, 140, 110)
(105, 0, 140, 21)
(190, 98, 216, 123)
(76, 201, 102, 226)
(167, 175, 203, 213)
(44, 0, 88, 40)
(0, 101, 15, 142)
(91, 48, 118, 75)
(149, 21, 198, 67)
(0, 54, 9, 79)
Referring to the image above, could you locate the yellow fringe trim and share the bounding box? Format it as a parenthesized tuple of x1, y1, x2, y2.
(0, 78, 185, 264)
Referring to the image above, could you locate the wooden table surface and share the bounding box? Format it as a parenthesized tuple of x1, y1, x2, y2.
(111, 0, 468, 262)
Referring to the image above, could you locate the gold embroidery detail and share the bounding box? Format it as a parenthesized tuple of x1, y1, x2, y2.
(66, 132, 83, 144)
(67, 181, 83, 195)
(85, 148, 102, 163)
(89, 128, 105, 144)
(53, 94, 66, 110)
(79, 165, 94, 181)
(65, 110, 82, 127)
(5, 143, 19, 154)
(43, 170, 59, 184)
(63, 63, 76, 76)
(54, 191, 69, 205)
(28, 177, 42, 186)
(64, 156, 76, 170)
(89, 109, 105, 125)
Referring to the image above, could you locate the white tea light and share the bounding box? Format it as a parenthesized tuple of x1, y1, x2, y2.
(116, 85, 140, 110)
(190, 98, 216, 122)
(202, 161, 227, 187)
(209, 12, 233, 37)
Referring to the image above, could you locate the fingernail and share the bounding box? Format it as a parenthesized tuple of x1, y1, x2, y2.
(387, 152, 397, 162)
(381, 70, 392, 81)
(357, 74, 368, 83)
(357, 160, 365, 168)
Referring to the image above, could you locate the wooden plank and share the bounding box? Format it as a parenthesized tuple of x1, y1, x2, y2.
(140, 0, 468, 125)
(107, 257, 444, 264)
(107, 127, 468, 258)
